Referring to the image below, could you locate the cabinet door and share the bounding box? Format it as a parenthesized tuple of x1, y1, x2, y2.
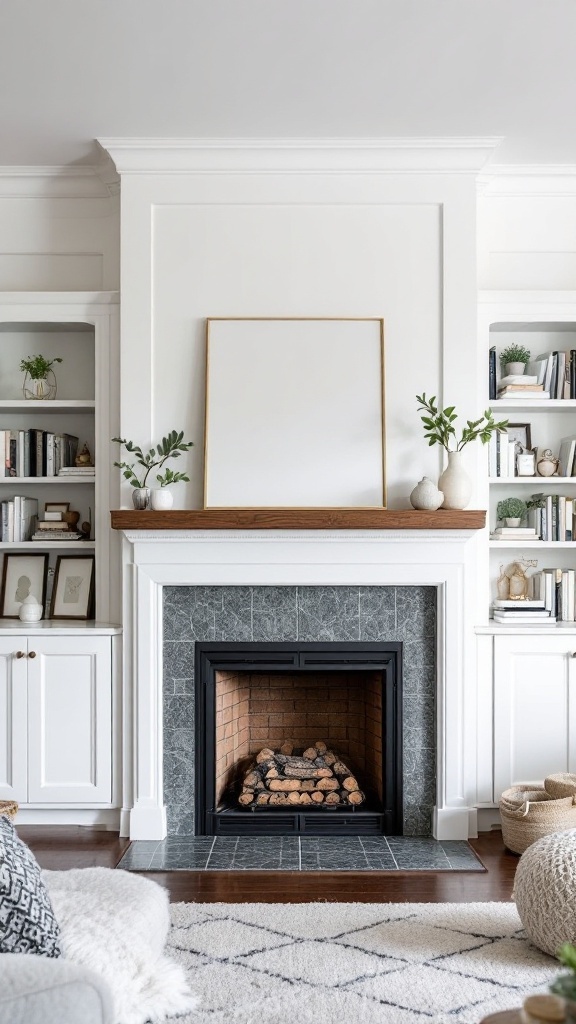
(27, 636, 112, 803)
(494, 634, 576, 798)
(0, 639, 27, 801)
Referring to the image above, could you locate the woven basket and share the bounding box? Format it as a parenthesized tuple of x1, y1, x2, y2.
(499, 786, 576, 854)
(0, 800, 18, 821)
(544, 773, 576, 799)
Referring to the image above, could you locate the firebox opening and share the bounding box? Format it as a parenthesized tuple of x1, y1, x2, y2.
(195, 642, 403, 836)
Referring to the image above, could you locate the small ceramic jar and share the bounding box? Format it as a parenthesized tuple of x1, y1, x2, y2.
(409, 477, 443, 511)
(18, 595, 43, 622)
(537, 449, 560, 477)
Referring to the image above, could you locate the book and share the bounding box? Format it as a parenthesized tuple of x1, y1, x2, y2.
(19, 497, 38, 541)
(31, 531, 82, 541)
(497, 391, 551, 399)
(492, 613, 557, 624)
(571, 350, 576, 400)
(493, 599, 546, 609)
(557, 351, 567, 399)
(527, 358, 548, 385)
(498, 384, 544, 393)
(558, 436, 576, 477)
(535, 351, 556, 394)
(499, 374, 538, 387)
(489, 347, 497, 400)
(493, 610, 553, 619)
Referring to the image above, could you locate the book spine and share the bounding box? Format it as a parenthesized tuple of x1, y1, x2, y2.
(46, 433, 55, 476)
(1, 502, 8, 543)
(489, 347, 496, 401)
(567, 499, 574, 542)
(571, 350, 576, 400)
(559, 495, 567, 541)
(36, 430, 44, 477)
(545, 496, 553, 541)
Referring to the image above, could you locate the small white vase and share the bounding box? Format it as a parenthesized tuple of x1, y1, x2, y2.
(505, 517, 522, 528)
(505, 361, 525, 376)
(18, 595, 43, 622)
(409, 477, 444, 511)
(438, 451, 473, 510)
(150, 488, 173, 510)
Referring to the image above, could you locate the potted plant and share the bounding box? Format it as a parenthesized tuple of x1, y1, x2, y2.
(416, 394, 508, 509)
(496, 496, 527, 528)
(20, 354, 63, 400)
(112, 430, 194, 510)
(499, 343, 531, 376)
(550, 942, 576, 1015)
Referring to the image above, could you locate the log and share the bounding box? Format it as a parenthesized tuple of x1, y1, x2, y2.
(268, 778, 301, 792)
(256, 792, 271, 805)
(310, 791, 324, 803)
(299, 792, 312, 805)
(244, 771, 260, 788)
(280, 741, 294, 755)
(265, 767, 279, 779)
(332, 761, 349, 776)
(300, 780, 316, 792)
(324, 792, 341, 805)
(347, 790, 365, 805)
(284, 766, 332, 780)
(303, 747, 317, 760)
(314, 740, 327, 754)
(268, 792, 288, 805)
(238, 792, 254, 806)
(287, 791, 301, 804)
(323, 752, 337, 766)
(342, 776, 360, 792)
(256, 748, 275, 764)
(316, 777, 339, 792)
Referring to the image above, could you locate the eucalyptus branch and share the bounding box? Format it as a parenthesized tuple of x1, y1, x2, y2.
(112, 430, 194, 488)
(416, 393, 508, 454)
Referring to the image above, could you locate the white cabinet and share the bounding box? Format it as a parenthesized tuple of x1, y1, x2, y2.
(493, 633, 576, 797)
(0, 630, 118, 807)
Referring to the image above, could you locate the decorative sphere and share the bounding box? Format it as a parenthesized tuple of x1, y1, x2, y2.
(18, 595, 43, 622)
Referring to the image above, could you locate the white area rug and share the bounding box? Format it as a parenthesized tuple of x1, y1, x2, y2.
(167, 901, 559, 1024)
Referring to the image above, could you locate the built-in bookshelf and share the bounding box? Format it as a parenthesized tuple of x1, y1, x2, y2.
(480, 292, 576, 628)
(0, 294, 119, 621)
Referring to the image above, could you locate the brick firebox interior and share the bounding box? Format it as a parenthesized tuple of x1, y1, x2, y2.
(214, 670, 383, 807)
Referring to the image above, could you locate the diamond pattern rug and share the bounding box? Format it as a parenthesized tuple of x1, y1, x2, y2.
(167, 901, 558, 1023)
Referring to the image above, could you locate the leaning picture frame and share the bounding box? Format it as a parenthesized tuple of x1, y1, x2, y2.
(506, 423, 532, 452)
(50, 555, 95, 620)
(204, 317, 386, 508)
(0, 552, 48, 618)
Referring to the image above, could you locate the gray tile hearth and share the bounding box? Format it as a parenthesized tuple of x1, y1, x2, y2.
(117, 836, 483, 872)
(163, 584, 437, 837)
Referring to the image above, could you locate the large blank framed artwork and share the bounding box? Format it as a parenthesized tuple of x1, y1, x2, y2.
(204, 318, 386, 508)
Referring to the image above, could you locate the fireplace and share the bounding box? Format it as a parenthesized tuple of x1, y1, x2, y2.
(195, 641, 403, 836)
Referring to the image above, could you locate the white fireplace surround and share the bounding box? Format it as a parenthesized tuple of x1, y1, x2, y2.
(120, 528, 481, 841)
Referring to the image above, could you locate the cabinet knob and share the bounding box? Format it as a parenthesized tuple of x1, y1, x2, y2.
(28, 651, 36, 659)
(15, 650, 25, 659)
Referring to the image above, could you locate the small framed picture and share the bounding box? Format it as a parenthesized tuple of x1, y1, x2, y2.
(0, 553, 48, 618)
(45, 502, 70, 514)
(50, 555, 95, 620)
(506, 423, 532, 452)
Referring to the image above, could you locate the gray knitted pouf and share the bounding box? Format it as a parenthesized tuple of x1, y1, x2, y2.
(514, 828, 576, 956)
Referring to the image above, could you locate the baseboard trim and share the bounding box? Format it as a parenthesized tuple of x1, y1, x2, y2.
(15, 808, 121, 829)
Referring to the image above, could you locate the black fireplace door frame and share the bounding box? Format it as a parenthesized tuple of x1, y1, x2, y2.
(194, 641, 403, 835)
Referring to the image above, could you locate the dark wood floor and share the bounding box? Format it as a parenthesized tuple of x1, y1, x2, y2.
(19, 826, 518, 903)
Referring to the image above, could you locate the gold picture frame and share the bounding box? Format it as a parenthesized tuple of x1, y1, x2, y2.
(203, 317, 386, 509)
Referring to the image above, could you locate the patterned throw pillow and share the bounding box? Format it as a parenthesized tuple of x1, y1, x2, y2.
(0, 813, 61, 956)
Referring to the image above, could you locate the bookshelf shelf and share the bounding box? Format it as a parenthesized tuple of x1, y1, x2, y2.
(0, 541, 96, 550)
(0, 400, 95, 412)
(0, 476, 95, 484)
(488, 476, 575, 484)
(489, 540, 576, 549)
(489, 399, 576, 410)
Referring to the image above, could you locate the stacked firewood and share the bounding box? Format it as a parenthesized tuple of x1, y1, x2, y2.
(238, 740, 365, 808)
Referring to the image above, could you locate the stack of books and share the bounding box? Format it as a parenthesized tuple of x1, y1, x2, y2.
(0, 497, 38, 542)
(528, 495, 575, 541)
(31, 519, 82, 542)
(497, 374, 548, 400)
(533, 568, 576, 620)
(492, 599, 557, 625)
(0, 429, 79, 477)
(58, 465, 94, 478)
(488, 432, 519, 477)
(490, 527, 538, 541)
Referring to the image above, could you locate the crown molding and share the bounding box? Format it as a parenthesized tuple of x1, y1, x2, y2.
(0, 163, 120, 199)
(98, 136, 503, 176)
(479, 164, 576, 197)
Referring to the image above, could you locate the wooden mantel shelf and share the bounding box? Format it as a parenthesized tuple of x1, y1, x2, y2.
(110, 508, 486, 531)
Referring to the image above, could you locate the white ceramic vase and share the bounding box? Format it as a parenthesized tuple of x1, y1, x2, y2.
(18, 595, 43, 622)
(409, 477, 444, 511)
(150, 487, 173, 510)
(438, 451, 473, 510)
(505, 361, 525, 376)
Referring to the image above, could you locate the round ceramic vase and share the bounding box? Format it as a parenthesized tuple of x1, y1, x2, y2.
(18, 595, 43, 622)
(438, 452, 473, 510)
(132, 487, 151, 510)
(150, 488, 174, 511)
(409, 477, 444, 511)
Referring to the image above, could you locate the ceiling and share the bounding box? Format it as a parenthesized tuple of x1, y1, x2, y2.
(1, 0, 575, 168)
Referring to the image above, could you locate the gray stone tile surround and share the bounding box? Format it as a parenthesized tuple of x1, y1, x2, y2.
(163, 585, 436, 836)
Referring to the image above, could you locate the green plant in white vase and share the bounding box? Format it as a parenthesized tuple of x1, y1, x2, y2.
(496, 496, 527, 527)
(499, 343, 531, 376)
(20, 354, 62, 400)
(112, 430, 194, 510)
(416, 394, 508, 510)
